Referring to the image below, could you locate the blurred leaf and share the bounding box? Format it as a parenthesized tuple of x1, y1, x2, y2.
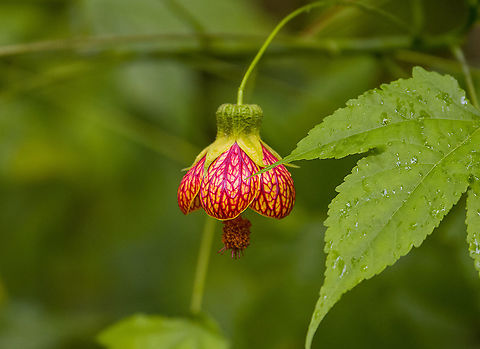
(98, 314, 229, 349)
(279, 68, 480, 348)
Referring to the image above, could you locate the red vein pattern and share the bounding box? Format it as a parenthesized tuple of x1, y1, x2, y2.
(177, 156, 205, 214)
(251, 145, 295, 219)
(200, 143, 260, 220)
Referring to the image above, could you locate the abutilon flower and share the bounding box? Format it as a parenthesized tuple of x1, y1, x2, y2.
(177, 104, 295, 258)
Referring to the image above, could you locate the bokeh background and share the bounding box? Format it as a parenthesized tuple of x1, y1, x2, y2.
(0, 0, 480, 348)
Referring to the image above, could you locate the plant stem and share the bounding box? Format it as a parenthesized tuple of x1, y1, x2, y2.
(236, 0, 412, 105)
(190, 216, 216, 315)
(451, 45, 479, 109)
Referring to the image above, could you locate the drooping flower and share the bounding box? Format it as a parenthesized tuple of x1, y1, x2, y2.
(177, 104, 295, 257)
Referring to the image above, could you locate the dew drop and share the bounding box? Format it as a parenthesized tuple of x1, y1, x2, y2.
(340, 264, 348, 278)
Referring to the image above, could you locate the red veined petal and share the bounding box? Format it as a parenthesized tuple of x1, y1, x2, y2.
(250, 145, 295, 219)
(177, 156, 206, 214)
(190, 195, 202, 211)
(200, 143, 260, 220)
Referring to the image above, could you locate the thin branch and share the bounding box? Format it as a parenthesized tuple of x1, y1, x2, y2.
(451, 45, 479, 108)
(0, 31, 464, 61)
(0, 33, 264, 58)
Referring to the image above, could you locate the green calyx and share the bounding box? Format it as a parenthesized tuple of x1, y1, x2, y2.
(213, 104, 265, 167)
(216, 104, 263, 137)
(191, 104, 265, 171)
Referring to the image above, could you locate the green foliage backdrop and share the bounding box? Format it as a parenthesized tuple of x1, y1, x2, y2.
(0, 0, 479, 348)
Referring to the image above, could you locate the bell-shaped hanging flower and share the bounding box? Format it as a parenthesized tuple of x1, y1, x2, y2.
(177, 104, 295, 257)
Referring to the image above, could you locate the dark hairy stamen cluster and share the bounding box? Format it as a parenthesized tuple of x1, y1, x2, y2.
(219, 215, 251, 259)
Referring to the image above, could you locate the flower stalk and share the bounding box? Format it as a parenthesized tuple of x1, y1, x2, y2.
(190, 216, 216, 315)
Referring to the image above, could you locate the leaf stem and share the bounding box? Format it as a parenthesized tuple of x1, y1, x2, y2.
(236, 0, 412, 105)
(190, 216, 216, 315)
(451, 45, 479, 109)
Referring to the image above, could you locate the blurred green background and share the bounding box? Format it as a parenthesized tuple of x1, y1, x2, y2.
(0, 0, 479, 348)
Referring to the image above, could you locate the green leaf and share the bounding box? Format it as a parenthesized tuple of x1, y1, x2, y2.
(466, 178, 480, 277)
(283, 67, 480, 349)
(97, 314, 229, 349)
(286, 67, 480, 163)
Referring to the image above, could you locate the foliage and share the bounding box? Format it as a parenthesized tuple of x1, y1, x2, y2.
(0, 1, 479, 349)
(278, 67, 480, 347)
(98, 315, 229, 349)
